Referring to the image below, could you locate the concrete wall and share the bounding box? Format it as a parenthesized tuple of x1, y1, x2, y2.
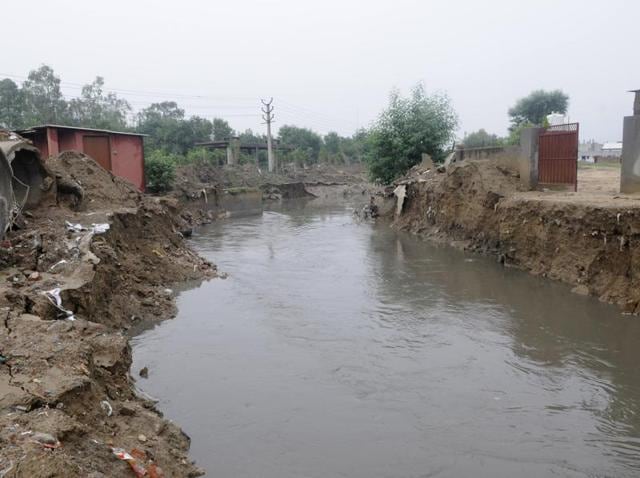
(620, 116, 640, 194)
(454, 128, 543, 191)
(518, 127, 544, 190)
(455, 145, 521, 175)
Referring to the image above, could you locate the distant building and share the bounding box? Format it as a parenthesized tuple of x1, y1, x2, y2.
(601, 141, 623, 158)
(578, 140, 602, 162)
(16, 124, 146, 191)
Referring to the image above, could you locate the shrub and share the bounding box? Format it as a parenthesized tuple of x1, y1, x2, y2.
(145, 150, 177, 193)
(365, 83, 457, 184)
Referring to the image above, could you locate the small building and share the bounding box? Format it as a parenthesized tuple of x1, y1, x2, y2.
(578, 140, 603, 162)
(17, 124, 146, 191)
(601, 141, 623, 158)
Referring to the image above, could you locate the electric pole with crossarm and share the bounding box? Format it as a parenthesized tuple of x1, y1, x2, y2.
(262, 98, 276, 172)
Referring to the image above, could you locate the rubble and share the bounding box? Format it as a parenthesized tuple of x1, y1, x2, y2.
(0, 151, 214, 477)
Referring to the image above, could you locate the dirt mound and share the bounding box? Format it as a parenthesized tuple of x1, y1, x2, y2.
(394, 159, 640, 314)
(0, 153, 215, 476)
(47, 152, 141, 210)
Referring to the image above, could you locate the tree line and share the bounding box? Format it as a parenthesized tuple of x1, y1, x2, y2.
(0, 65, 570, 189)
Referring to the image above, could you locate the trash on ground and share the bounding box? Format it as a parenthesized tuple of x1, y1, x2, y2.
(42, 288, 75, 320)
(100, 400, 113, 417)
(32, 432, 61, 449)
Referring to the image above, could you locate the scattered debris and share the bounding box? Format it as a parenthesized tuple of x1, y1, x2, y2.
(32, 432, 61, 449)
(139, 367, 149, 379)
(100, 400, 113, 417)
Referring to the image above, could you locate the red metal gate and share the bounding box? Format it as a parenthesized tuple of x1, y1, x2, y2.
(538, 123, 579, 191)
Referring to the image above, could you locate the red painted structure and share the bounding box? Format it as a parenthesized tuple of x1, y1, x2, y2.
(17, 125, 146, 191)
(538, 123, 579, 192)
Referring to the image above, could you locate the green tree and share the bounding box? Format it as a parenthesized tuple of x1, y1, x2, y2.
(137, 102, 213, 154)
(0, 79, 25, 129)
(508, 89, 569, 130)
(212, 118, 233, 141)
(68, 76, 131, 130)
(22, 65, 69, 126)
(238, 128, 266, 144)
(366, 83, 458, 183)
(462, 129, 502, 148)
(278, 125, 323, 162)
(324, 132, 340, 154)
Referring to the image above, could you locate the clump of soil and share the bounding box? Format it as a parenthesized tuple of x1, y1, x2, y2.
(0, 152, 215, 477)
(394, 159, 640, 314)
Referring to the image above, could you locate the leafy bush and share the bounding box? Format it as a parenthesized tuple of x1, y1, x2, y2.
(365, 83, 457, 184)
(145, 150, 177, 193)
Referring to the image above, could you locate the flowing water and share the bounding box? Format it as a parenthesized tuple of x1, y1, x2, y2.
(132, 200, 640, 478)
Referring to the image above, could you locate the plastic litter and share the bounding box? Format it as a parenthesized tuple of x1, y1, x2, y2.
(65, 221, 110, 235)
(112, 448, 147, 477)
(42, 288, 75, 320)
(100, 400, 113, 417)
(32, 432, 61, 449)
(49, 259, 68, 271)
(0, 459, 14, 477)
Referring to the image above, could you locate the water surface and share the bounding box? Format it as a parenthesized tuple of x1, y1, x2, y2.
(132, 200, 640, 478)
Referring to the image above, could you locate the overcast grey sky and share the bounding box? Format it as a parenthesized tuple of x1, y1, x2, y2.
(3, 0, 637, 141)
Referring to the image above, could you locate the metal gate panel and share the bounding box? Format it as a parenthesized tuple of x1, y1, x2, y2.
(82, 135, 111, 172)
(538, 123, 578, 191)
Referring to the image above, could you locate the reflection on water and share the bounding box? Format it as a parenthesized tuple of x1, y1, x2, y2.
(132, 200, 640, 478)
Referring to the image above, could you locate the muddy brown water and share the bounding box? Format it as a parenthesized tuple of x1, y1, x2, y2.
(132, 200, 640, 478)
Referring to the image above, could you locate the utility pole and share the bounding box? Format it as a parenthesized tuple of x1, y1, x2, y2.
(261, 98, 276, 172)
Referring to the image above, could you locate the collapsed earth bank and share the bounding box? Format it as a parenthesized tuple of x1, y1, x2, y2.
(392, 159, 640, 314)
(0, 152, 214, 477)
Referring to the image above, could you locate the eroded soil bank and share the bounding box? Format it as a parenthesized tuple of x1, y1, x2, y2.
(393, 159, 640, 314)
(0, 152, 214, 477)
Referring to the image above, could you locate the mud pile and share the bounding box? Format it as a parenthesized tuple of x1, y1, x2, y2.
(394, 159, 640, 314)
(0, 152, 214, 477)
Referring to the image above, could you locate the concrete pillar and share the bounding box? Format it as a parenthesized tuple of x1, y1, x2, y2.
(518, 127, 544, 190)
(620, 116, 640, 193)
(226, 137, 241, 165)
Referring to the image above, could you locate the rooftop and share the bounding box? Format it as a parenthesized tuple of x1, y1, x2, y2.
(16, 124, 147, 137)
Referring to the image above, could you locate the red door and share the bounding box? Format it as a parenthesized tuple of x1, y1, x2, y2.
(82, 135, 111, 171)
(538, 124, 579, 191)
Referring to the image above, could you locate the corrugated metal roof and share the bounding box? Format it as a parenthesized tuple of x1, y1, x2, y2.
(602, 142, 623, 150)
(17, 124, 148, 137)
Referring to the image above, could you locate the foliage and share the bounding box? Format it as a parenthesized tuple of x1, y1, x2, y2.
(506, 122, 534, 145)
(144, 150, 177, 192)
(462, 129, 502, 148)
(212, 118, 234, 141)
(365, 83, 458, 184)
(137, 102, 213, 155)
(238, 128, 266, 144)
(283, 148, 312, 167)
(278, 125, 323, 162)
(508, 89, 568, 130)
(0, 79, 24, 129)
(21, 65, 70, 126)
(68, 77, 130, 130)
(324, 132, 340, 154)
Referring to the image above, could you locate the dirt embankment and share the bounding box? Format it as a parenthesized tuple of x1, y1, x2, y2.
(1, 152, 215, 477)
(393, 160, 640, 314)
(173, 162, 374, 225)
